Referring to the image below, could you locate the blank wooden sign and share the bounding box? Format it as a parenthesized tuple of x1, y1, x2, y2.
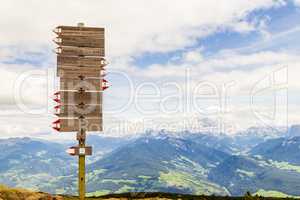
(57, 56, 106, 68)
(57, 68, 103, 78)
(59, 91, 102, 105)
(60, 78, 102, 91)
(59, 118, 102, 132)
(56, 46, 105, 57)
(55, 26, 104, 38)
(54, 26, 104, 48)
(55, 36, 104, 48)
(57, 104, 102, 118)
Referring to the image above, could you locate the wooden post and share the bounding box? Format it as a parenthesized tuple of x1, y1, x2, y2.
(78, 22, 86, 200)
(78, 123, 86, 200)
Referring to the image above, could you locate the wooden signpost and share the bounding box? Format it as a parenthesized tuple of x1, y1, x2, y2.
(52, 23, 108, 200)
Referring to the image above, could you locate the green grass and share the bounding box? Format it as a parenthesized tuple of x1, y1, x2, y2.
(254, 189, 300, 198)
(268, 160, 300, 173)
(2, 184, 300, 200)
(138, 175, 152, 179)
(115, 185, 136, 193)
(254, 157, 300, 174)
(87, 190, 111, 197)
(159, 170, 229, 195)
(101, 179, 137, 184)
(87, 169, 107, 181)
(236, 169, 255, 177)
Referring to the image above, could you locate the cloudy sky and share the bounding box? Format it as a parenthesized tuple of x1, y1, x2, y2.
(0, 0, 300, 139)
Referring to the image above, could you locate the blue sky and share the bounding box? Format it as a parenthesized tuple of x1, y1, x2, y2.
(134, 1, 300, 67)
(0, 0, 299, 139)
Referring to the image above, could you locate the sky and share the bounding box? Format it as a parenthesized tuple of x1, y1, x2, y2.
(0, 0, 300, 139)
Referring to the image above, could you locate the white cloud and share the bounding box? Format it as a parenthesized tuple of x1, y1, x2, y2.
(0, 63, 55, 106)
(201, 51, 298, 72)
(1, 0, 299, 138)
(122, 50, 299, 83)
(0, 0, 286, 58)
(183, 48, 204, 63)
(101, 49, 300, 135)
(0, 49, 299, 138)
(294, 0, 300, 6)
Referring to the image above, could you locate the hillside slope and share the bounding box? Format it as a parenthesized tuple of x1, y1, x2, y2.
(87, 136, 230, 195)
(250, 137, 300, 165)
(0, 184, 295, 200)
(1, 131, 300, 197)
(0, 184, 63, 200)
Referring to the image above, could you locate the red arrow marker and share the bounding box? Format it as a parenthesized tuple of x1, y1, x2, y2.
(53, 98, 61, 103)
(52, 127, 60, 131)
(101, 79, 110, 90)
(54, 105, 61, 110)
(52, 119, 60, 124)
(52, 119, 60, 132)
(54, 105, 61, 115)
(53, 92, 60, 103)
(102, 86, 109, 90)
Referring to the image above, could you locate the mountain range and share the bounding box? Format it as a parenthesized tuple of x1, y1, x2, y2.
(0, 125, 300, 197)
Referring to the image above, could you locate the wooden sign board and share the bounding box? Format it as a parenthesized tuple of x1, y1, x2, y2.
(57, 56, 106, 68)
(57, 104, 102, 118)
(53, 25, 106, 133)
(55, 36, 104, 48)
(57, 68, 102, 78)
(60, 91, 102, 105)
(59, 118, 102, 132)
(55, 26, 104, 38)
(58, 65, 103, 74)
(60, 78, 102, 91)
(57, 46, 105, 57)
